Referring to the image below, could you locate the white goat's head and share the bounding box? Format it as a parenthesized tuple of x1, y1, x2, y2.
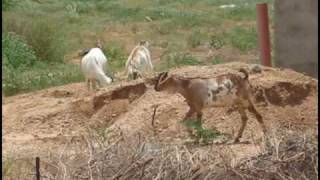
(139, 40, 149, 47)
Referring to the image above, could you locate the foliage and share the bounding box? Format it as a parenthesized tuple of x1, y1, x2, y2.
(2, 0, 17, 11)
(209, 35, 225, 49)
(164, 52, 203, 69)
(2, 62, 83, 96)
(227, 27, 258, 52)
(101, 43, 127, 77)
(181, 119, 221, 144)
(2, 33, 37, 68)
(211, 56, 224, 65)
(188, 30, 203, 48)
(3, 13, 67, 62)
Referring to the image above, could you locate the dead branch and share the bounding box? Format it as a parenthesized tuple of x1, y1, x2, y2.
(151, 105, 159, 127)
(111, 157, 154, 180)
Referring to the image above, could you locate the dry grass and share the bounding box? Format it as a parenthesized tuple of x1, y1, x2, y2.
(3, 127, 317, 180)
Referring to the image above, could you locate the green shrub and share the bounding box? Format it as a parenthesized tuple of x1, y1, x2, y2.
(228, 27, 257, 52)
(101, 43, 127, 76)
(2, 0, 18, 11)
(3, 13, 67, 63)
(164, 52, 203, 69)
(209, 35, 225, 49)
(2, 33, 37, 68)
(188, 30, 202, 48)
(2, 62, 83, 96)
(211, 56, 224, 65)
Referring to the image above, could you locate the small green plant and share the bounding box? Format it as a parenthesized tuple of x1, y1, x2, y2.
(3, 14, 67, 63)
(96, 127, 109, 142)
(2, 157, 14, 177)
(181, 119, 221, 145)
(211, 56, 224, 65)
(209, 35, 225, 49)
(227, 27, 257, 52)
(164, 52, 203, 69)
(2, 62, 83, 96)
(188, 30, 202, 48)
(101, 43, 127, 76)
(2, 0, 17, 11)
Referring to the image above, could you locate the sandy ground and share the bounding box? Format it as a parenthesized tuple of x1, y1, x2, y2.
(2, 62, 318, 163)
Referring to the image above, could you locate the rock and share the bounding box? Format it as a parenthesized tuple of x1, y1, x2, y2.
(250, 64, 262, 73)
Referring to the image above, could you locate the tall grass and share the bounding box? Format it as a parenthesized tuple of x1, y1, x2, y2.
(2, 33, 37, 68)
(1, 0, 273, 96)
(2, 12, 67, 63)
(158, 52, 203, 71)
(2, 62, 83, 96)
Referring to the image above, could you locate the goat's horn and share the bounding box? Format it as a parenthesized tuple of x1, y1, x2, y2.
(158, 72, 169, 84)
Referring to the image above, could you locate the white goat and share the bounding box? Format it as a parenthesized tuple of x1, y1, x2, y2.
(81, 47, 113, 90)
(125, 41, 153, 80)
(154, 69, 267, 143)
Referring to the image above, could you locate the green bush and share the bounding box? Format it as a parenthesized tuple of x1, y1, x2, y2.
(228, 27, 257, 52)
(211, 56, 224, 65)
(2, 0, 17, 11)
(3, 13, 67, 63)
(209, 35, 225, 49)
(2, 62, 83, 96)
(164, 52, 203, 69)
(188, 30, 202, 48)
(2, 33, 37, 68)
(101, 43, 127, 76)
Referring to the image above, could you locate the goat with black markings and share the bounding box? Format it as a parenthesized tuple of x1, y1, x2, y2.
(154, 69, 267, 143)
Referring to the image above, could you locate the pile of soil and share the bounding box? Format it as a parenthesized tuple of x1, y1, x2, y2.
(3, 62, 317, 163)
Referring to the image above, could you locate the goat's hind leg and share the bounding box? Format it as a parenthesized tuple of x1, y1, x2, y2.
(92, 80, 97, 90)
(248, 103, 267, 136)
(234, 107, 248, 143)
(86, 79, 91, 91)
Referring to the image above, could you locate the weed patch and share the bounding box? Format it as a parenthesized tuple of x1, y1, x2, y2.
(181, 119, 221, 144)
(2, 62, 83, 96)
(2, 33, 37, 68)
(161, 52, 203, 70)
(211, 56, 224, 65)
(101, 43, 127, 77)
(3, 12, 67, 62)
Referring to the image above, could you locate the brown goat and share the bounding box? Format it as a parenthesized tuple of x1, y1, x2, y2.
(154, 69, 267, 143)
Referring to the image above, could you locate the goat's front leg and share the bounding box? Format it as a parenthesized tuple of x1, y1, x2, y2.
(183, 106, 195, 121)
(92, 80, 97, 90)
(96, 80, 102, 89)
(86, 79, 91, 91)
(234, 107, 248, 143)
(196, 111, 203, 123)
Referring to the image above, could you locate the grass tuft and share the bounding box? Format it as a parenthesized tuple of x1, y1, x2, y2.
(181, 119, 221, 144)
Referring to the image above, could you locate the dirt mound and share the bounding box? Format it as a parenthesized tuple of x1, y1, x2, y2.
(2, 62, 317, 160)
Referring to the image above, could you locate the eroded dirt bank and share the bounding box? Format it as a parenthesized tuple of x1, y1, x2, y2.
(3, 62, 317, 165)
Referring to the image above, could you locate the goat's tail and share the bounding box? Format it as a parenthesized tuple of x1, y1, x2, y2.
(239, 68, 248, 80)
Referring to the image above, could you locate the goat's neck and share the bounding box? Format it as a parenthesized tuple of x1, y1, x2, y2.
(173, 78, 189, 98)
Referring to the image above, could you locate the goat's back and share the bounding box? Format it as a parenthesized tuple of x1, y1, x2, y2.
(81, 48, 108, 79)
(187, 74, 251, 107)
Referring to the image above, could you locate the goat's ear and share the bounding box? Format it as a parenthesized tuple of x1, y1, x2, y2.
(139, 41, 145, 45)
(96, 39, 103, 48)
